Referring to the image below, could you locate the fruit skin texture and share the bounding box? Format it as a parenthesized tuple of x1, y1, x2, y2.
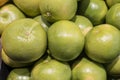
(1, 18, 47, 63)
(1, 49, 32, 68)
(72, 58, 107, 80)
(72, 15, 93, 36)
(0, 4, 25, 35)
(106, 3, 120, 30)
(106, 54, 120, 76)
(33, 15, 50, 32)
(39, 0, 77, 22)
(78, 0, 108, 25)
(105, 0, 120, 8)
(48, 20, 84, 61)
(13, 0, 40, 17)
(7, 68, 30, 80)
(31, 57, 71, 80)
(85, 24, 120, 63)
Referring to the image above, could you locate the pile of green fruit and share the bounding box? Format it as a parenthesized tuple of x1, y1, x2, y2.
(0, 0, 120, 80)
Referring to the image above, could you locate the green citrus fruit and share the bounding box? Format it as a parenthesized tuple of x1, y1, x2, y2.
(0, 4, 25, 35)
(13, 0, 40, 17)
(72, 15, 93, 36)
(72, 57, 107, 80)
(105, 0, 120, 8)
(106, 3, 120, 30)
(48, 20, 84, 61)
(1, 49, 32, 68)
(39, 0, 77, 22)
(33, 15, 50, 32)
(85, 24, 120, 63)
(1, 18, 47, 63)
(78, 0, 108, 25)
(31, 57, 71, 80)
(106, 54, 120, 77)
(7, 68, 30, 80)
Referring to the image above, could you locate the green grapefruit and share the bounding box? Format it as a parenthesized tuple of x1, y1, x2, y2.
(1, 49, 32, 68)
(106, 3, 120, 30)
(72, 15, 93, 36)
(39, 0, 77, 22)
(7, 68, 30, 80)
(85, 24, 120, 63)
(13, 0, 40, 17)
(0, 4, 25, 35)
(31, 56, 71, 80)
(48, 20, 84, 61)
(1, 18, 47, 63)
(72, 57, 107, 80)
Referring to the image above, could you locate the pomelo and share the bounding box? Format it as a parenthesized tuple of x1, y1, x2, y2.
(85, 24, 120, 63)
(72, 57, 107, 80)
(13, 0, 40, 17)
(31, 56, 71, 80)
(0, 4, 25, 35)
(39, 0, 77, 22)
(1, 18, 47, 63)
(48, 20, 84, 61)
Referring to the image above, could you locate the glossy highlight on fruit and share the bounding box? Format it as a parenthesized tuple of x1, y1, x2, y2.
(106, 3, 120, 30)
(85, 24, 120, 63)
(39, 0, 77, 22)
(72, 57, 107, 80)
(0, 4, 25, 35)
(48, 20, 84, 61)
(1, 18, 47, 63)
(7, 68, 31, 80)
(31, 56, 71, 80)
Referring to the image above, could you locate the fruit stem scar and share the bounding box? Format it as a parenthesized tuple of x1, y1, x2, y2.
(46, 12, 51, 16)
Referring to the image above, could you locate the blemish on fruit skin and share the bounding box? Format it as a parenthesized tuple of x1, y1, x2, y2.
(46, 12, 51, 17)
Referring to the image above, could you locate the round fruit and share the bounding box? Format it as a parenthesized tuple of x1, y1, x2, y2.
(106, 54, 120, 76)
(72, 57, 107, 80)
(48, 20, 84, 61)
(1, 18, 47, 63)
(31, 57, 71, 80)
(7, 68, 30, 80)
(39, 0, 77, 22)
(105, 0, 120, 8)
(78, 0, 108, 25)
(106, 3, 120, 30)
(33, 15, 50, 32)
(85, 24, 120, 63)
(0, 4, 25, 35)
(13, 0, 40, 17)
(1, 49, 32, 68)
(72, 15, 93, 36)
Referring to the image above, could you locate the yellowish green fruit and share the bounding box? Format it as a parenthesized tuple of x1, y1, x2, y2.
(106, 54, 120, 77)
(7, 68, 30, 80)
(1, 18, 47, 63)
(39, 0, 77, 22)
(0, 4, 25, 35)
(1, 49, 32, 68)
(85, 24, 120, 63)
(72, 15, 93, 36)
(48, 20, 84, 61)
(105, 0, 120, 8)
(72, 57, 107, 80)
(106, 3, 120, 30)
(33, 15, 50, 32)
(31, 56, 71, 80)
(13, 0, 40, 17)
(78, 0, 108, 25)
